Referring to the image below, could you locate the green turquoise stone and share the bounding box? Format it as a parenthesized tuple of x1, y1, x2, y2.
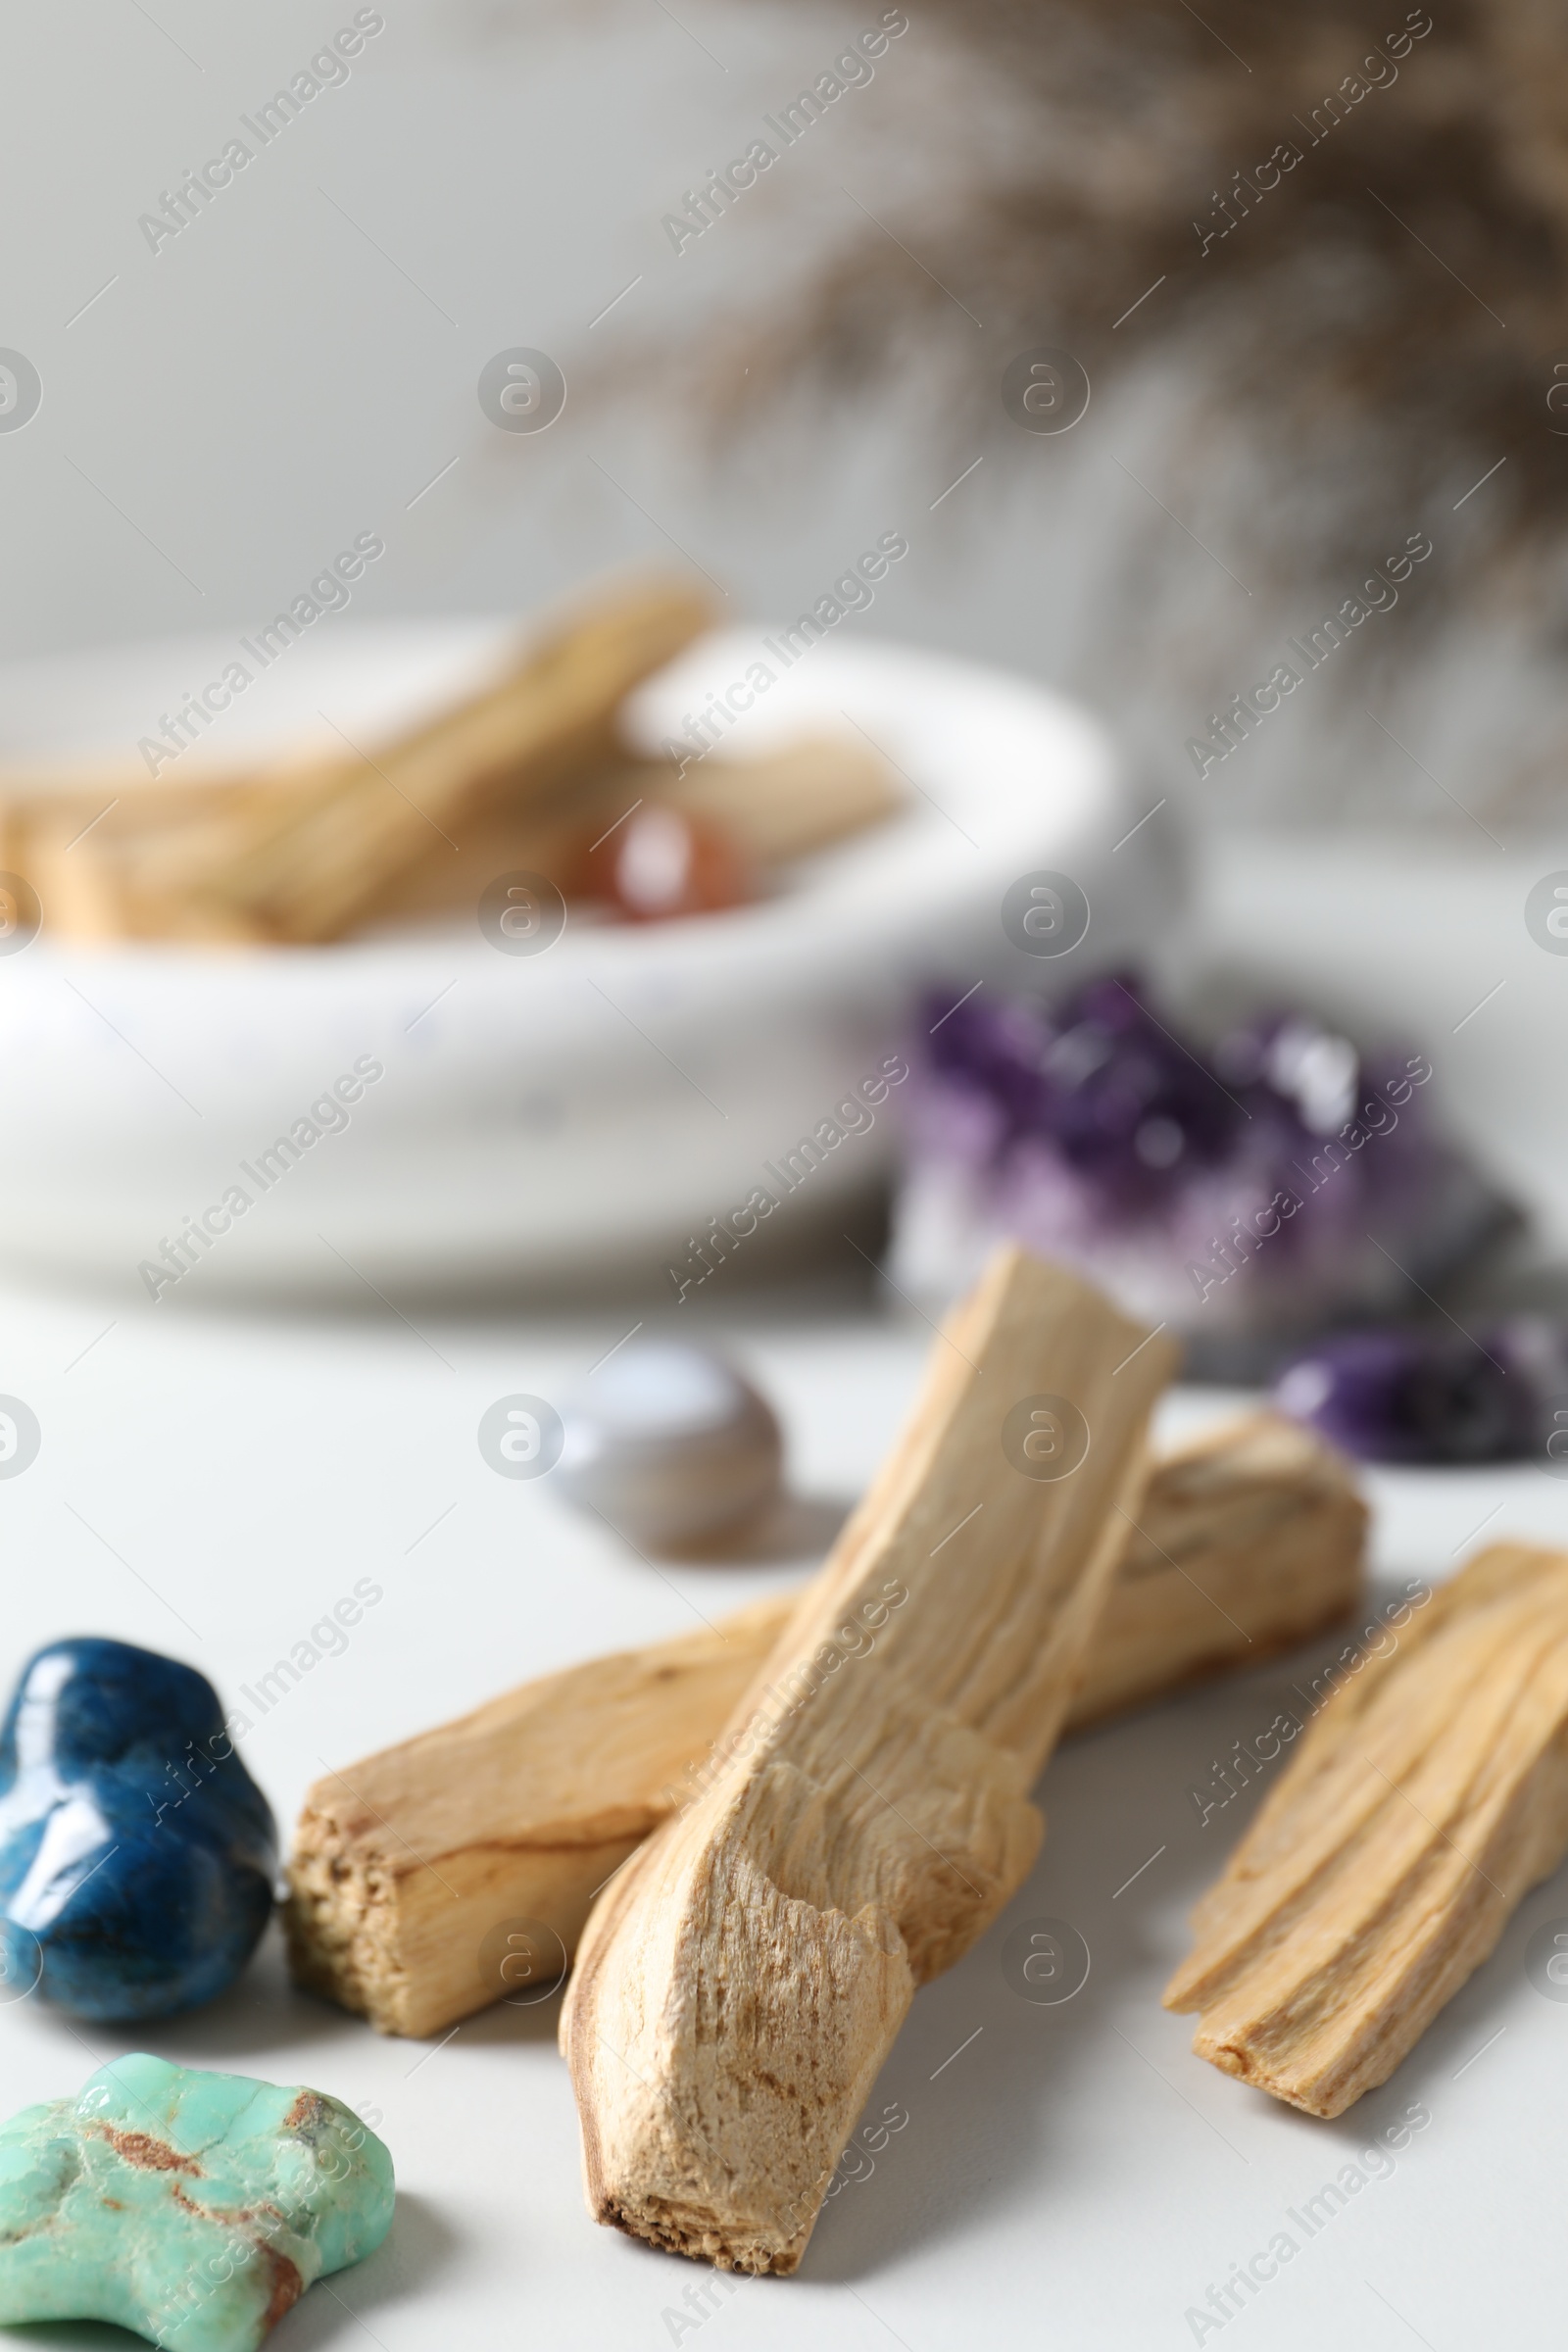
(0, 2053, 394, 2350)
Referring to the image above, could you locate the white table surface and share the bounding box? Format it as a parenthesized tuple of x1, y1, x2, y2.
(2, 1276, 1565, 2352)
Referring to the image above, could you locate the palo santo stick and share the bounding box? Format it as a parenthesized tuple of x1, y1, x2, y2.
(0, 773, 309, 946)
(561, 1248, 1177, 2274)
(1163, 1541, 1568, 2119)
(664, 735, 902, 866)
(15, 729, 898, 944)
(17, 787, 312, 946)
(8, 722, 896, 945)
(283, 1411, 1362, 2040)
(122, 577, 712, 944)
(351, 735, 903, 931)
(1073, 1409, 1366, 1727)
(285, 1593, 795, 2040)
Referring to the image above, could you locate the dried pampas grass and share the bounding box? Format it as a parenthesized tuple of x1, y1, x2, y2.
(706, 0, 1568, 594)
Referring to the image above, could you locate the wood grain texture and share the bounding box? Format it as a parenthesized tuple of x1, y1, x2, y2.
(283, 1411, 1362, 2040)
(560, 1247, 1177, 2273)
(1076, 1408, 1365, 1727)
(285, 1594, 791, 2039)
(1164, 1541, 1568, 2118)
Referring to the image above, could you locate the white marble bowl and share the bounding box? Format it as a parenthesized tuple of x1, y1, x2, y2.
(0, 619, 1179, 1298)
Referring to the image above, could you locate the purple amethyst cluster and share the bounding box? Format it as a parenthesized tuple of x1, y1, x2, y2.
(889, 973, 1507, 1372)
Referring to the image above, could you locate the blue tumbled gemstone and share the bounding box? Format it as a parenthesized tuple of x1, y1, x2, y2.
(0, 1638, 276, 2022)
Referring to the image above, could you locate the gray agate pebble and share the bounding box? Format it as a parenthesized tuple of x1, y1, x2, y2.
(557, 1343, 783, 1551)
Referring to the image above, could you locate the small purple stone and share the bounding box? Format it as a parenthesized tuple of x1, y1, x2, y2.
(1272, 1324, 1558, 1464)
